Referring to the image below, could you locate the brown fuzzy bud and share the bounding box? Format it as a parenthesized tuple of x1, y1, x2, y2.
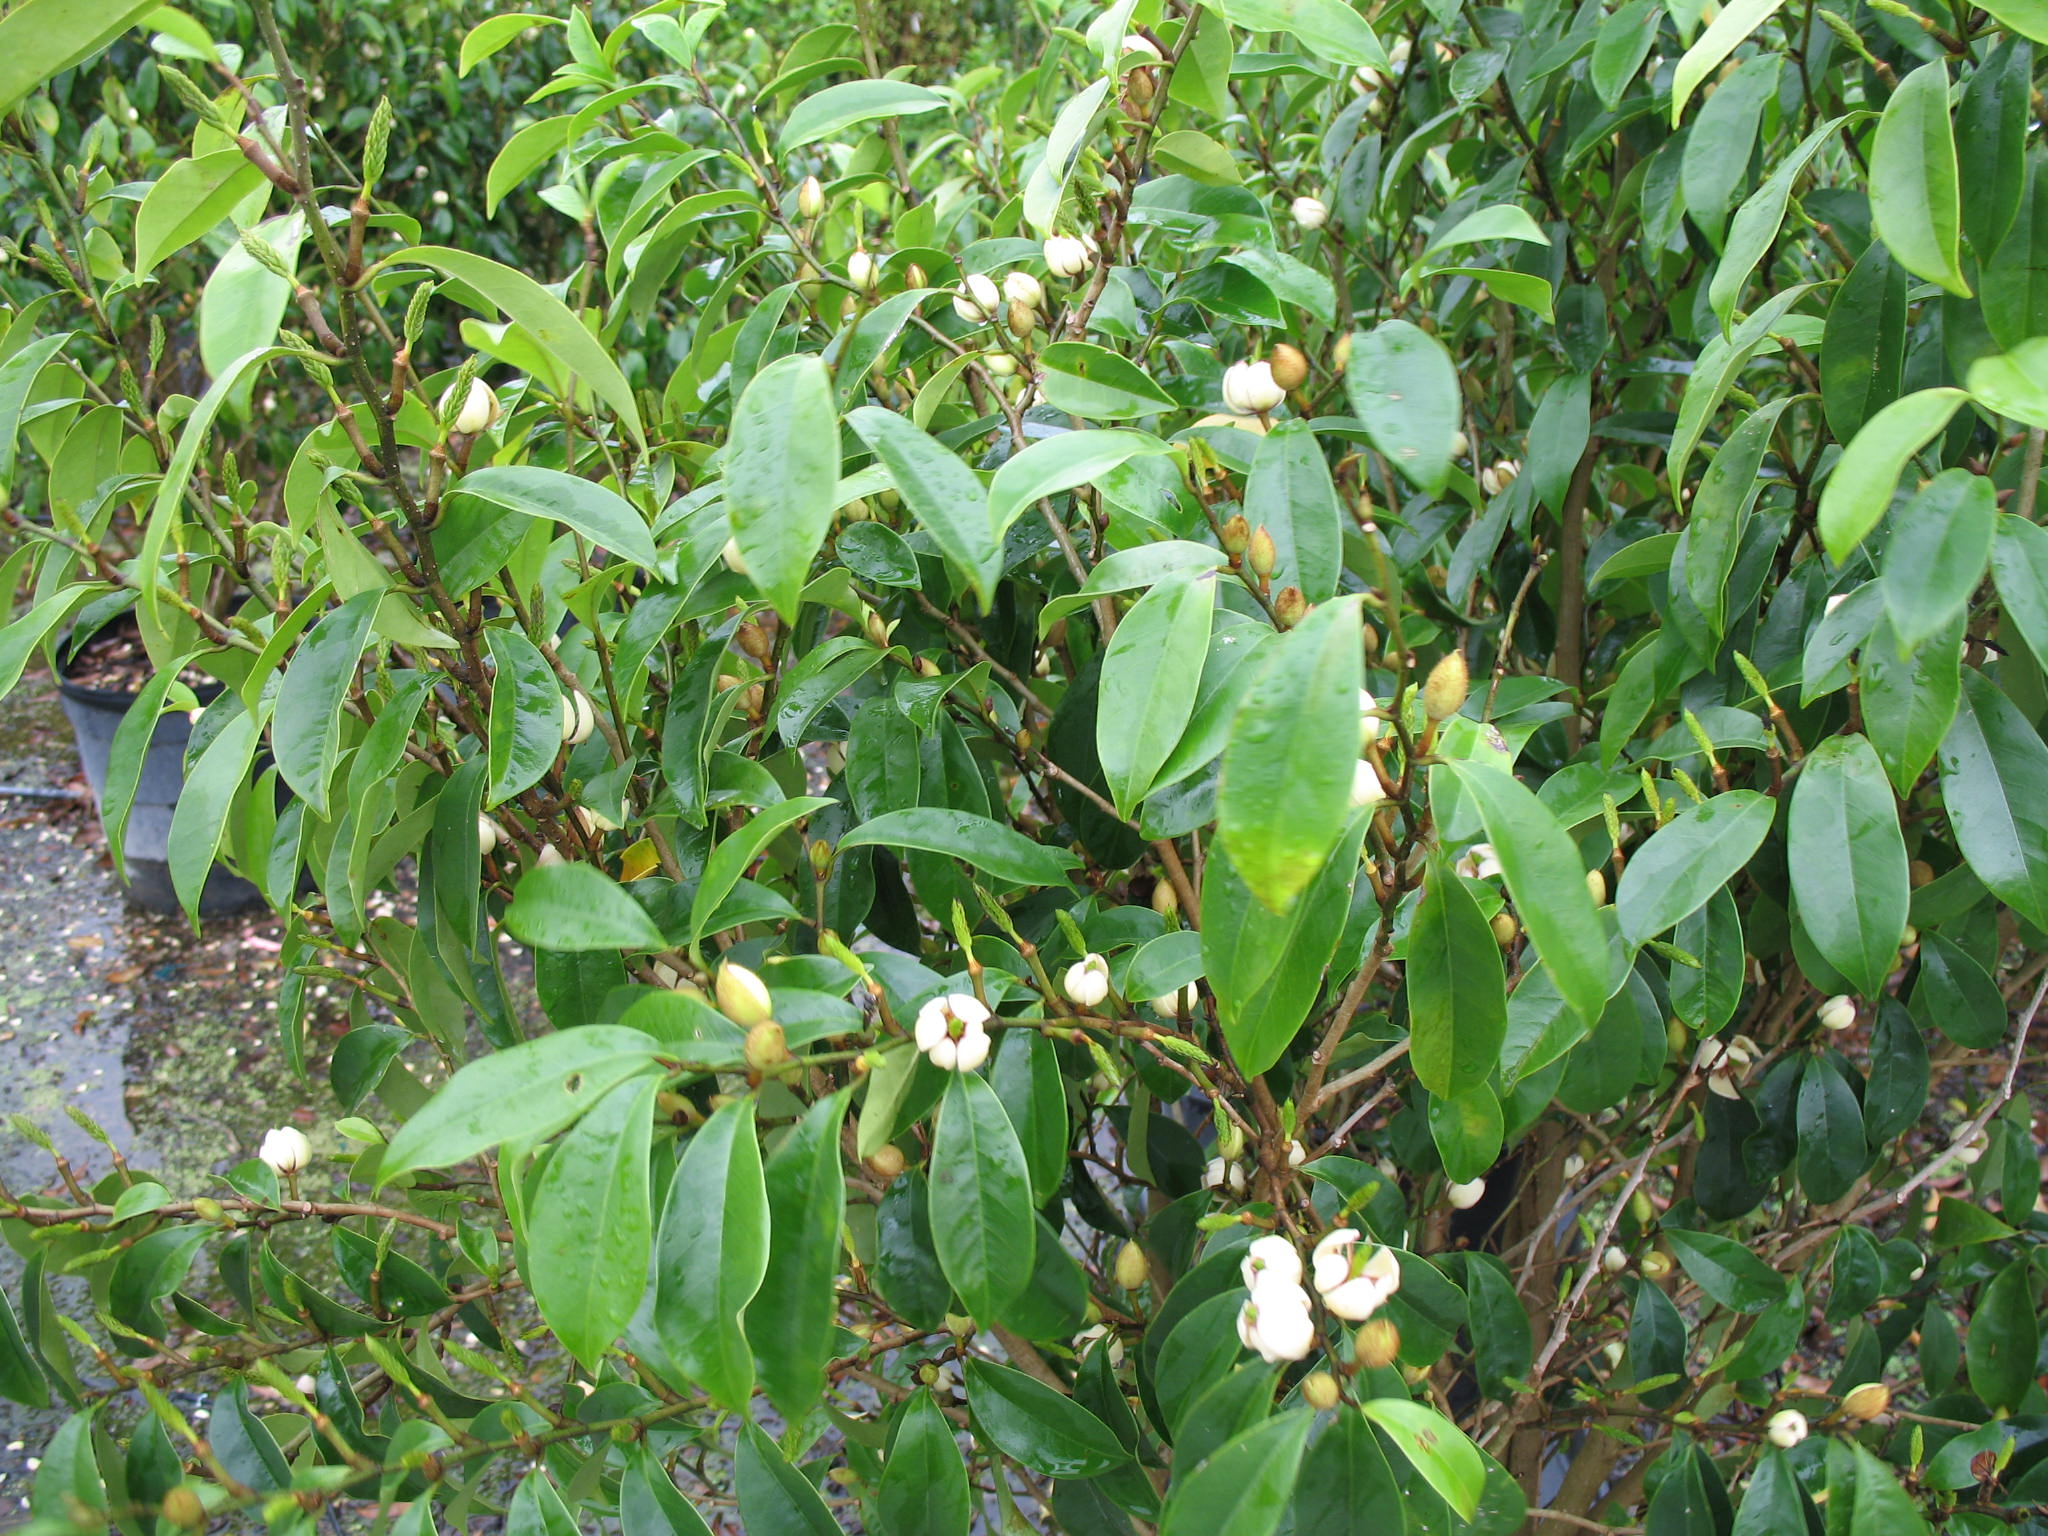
(1354, 1318, 1402, 1370)
(736, 621, 773, 662)
(1332, 332, 1354, 372)
(1840, 1381, 1891, 1420)
(867, 1143, 906, 1181)
(1422, 649, 1469, 721)
(1269, 343, 1310, 392)
(744, 1022, 788, 1073)
(1361, 621, 1380, 656)
(1221, 513, 1251, 555)
(1302, 1370, 1342, 1410)
(1127, 65, 1156, 106)
(160, 1487, 206, 1529)
(1274, 585, 1308, 627)
(1247, 526, 1278, 579)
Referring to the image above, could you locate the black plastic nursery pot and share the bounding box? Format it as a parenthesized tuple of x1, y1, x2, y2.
(57, 666, 268, 919)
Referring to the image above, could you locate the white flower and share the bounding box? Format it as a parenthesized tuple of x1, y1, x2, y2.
(1562, 1153, 1586, 1179)
(716, 963, 774, 1027)
(1388, 37, 1412, 67)
(952, 272, 1000, 323)
(847, 250, 880, 293)
(1044, 235, 1092, 277)
(560, 689, 595, 746)
(1953, 1130, 1988, 1165)
(1064, 953, 1111, 1009)
(1353, 65, 1385, 93)
(1692, 1032, 1760, 1099)
(1455, 842, 1504, 881)
(1204, 1156, 1248, 1196)
(1358, 690, 1383, 750)
(1002, 270, 1044, 309)
(1480, 466, 1502, 496)
(1121, 32, 1162, 59)
(476, 813, 502, 856)
(1601, 1246, 1628, 1274)
(1446, 1177, 1487, 1209)
(1287, 1139, 1307, 1168)
(1311, 1229, 1402, 1320)
(1243, 1234, 1303, 1289)
(258, 1127, 311, 1176)
(1291, 195, 1329, 229)
(1222, 359, 1286, 415)
(914, 994, 993, 1072)
(442, 378, 500, 436)
(1351, 759, 1386, 809)
(1767, 1409, 1808, 1448)
(536, 844, 566, 868)
(1817, 995, 1857, 1032)
(1150, 982, 1200, 1018)
(1238, 1283, 1317, 1363)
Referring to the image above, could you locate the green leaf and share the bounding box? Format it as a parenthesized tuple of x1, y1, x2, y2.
(988, 428, 1173, 539)
(1671, 0, 1785, 122)
(1615, 791, 1774, 947)
(200, 213, 304, 390)
(166, 709, 260, 926)
(526, 1073, 658, 1368)
(1425, 204, 1552, 257)
(1662, 1227, 1788, 1312)
(1869, 62, 1970, 296)
(1686, 401, 1790, 637)
(1526, 372, 1591, 516)
(1591, 0, 1662, 109)
(1849, 1443, 1933, 1536)
(504, 863, 668, 953)
(272, 590, 380, 821)
(1099, 573, 1215, 816)
(1882, 469, 1994, 655)
(749, 1091, 850, 1420)
(30, 1412, 107, 1528)
(1197, 0, 1390, 67)
(401, 248, 645, 447)
(621, 1446, 715, 1536)
(1821, 243, 1909, 443)
(1344, 319, 1459, 495)
(0, 0, 159, 118)
(1438, 760, 1620, 1023)
(1710, 116, 1846, 329)
(1216, 597, 1362, 914)
(0, 1283, 49, 1408)
(1938, 667, 2048, 930)
(1290, 1408, 1402, 1533)
(930, 1074, 1034, 1321)
(838, 809, 1081, 888)
(108, 1227, 209, 1343)
(1816, 388, 1968, 567)
(1992, 512, 2048, 666)
(726, 354, 840, 620)
(1431, 1083, 1504, 1183)
(990, 1029, 1068, 1205)
(1408, 862, 1508, 1098)
(1788, 733, 1908, 996)
(965, 1358, 1129, 1477)
(380, 1027, 662, 1177)
(846, 406, 1000, 604)
(1733, 1450, 1813, 1536)
(878, 1391, 972, 1536)
(1038, 539, 1230, 635)
(1038, 339, 1180, 419)
(1158, 1411, 1314, 1536)
(133, 150, 266, 276)
(1965, 1257, 2038, 1413)
(653, 1098, 769, 1410)
(1246, 420, 1345, 604)
(691, 796, 835, 944)
(1361, 1399, 1486, 1521)
(780, 80, 950, 151)
(449, 466, 658, 570)
(483, 626, 562, 808)
(1796, 1055, 1866, 1203)
(1966, 339, 2048, 429)
(460, 13, 562, 76)
(736, 1425, 838, 1536)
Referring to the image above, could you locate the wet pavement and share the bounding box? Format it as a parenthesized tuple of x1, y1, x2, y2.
(0, 665, 327, 1512)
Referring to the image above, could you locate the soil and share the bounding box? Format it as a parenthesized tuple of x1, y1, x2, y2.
(58, 616, 211, 697)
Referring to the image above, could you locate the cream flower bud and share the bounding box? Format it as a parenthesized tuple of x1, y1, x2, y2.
(1766, 1409, 1808, 1448)
(1044, 234, 1092, 277)
(1480, 466, 1502, 497)
(1839, 1382, 1891, 1421)
(442, 378, 500, 436)
(1064, 953, 1111, 1009)
(952, 272, 1000, 323)
(1351, 759, 1387, 809)
(1002, 270, 1044, 309)
(982, 350, 1018, 378)
(1291, 195, 1329, 229)
(847, 249, 880, 293)
(1204, 1156, 1248, 1196)
(536, 844, 566, 868)
(1121, 32, 1162, 58)
(560, 689, 595, 746)
(1244, 1234, 1303, 1289)
(1446, 1176, 1487, 1209)
(1601, 1246, 1628, 1274)
(477, 813, 501, 856)
(258, 1127, 311, 1176)
(1358, 690, 1383, 750)
(1563, 1152, 1586, 1179)
(1115, 1239, 1149, 1291)
(1222, 359, 1286, 416)
(1817, 994, 1857, 1032)
(914, 993, 993, 1073)
(1824, 592, 1848, 617)
(797, 174, 825, 219)
(721, 537, 749, 576)
(1150, 982, 1199, 1017)
(1450, 429, 1470, 458)
(716, 963, 774, 1027)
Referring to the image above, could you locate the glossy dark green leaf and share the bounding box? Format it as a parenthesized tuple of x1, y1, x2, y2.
(165, 708, 259, 925)
(107, 1227, 209, 1344)
(212, 1381, 289, 1493)
(621, 1446, 715, 1536)
(839, 808, 1081, 888)
(964, 1358, 1130, 1478)
(1817, 389, 1968, 564)
(1662, 1228, 1788, 1313)
(1910, 931, 2008, 1048)
(30, 1412, 107, 1526)
(750, 1090, 849, 1419)
(1616, 790, 1773, 948)
(1787, 733, 1908, 997)
(1590, 0, 1661, 108)
(726, 353, 840, 620)
(1850, 1442, 1932, 1536)
(1959, 37, 2031, 262)
(483, 625, 562, 807)
(1099, 573, 1216, 817)
(1246, 420, 1344, 603)
(990, 1029, 1066, 1204)
(874, 1171, 953, 1329)
(653, 1097, 769, 1409)
(735, 1425, 838, 1536)
(526, 1073, 657, 1368)
(504, 862, 668, 953)
(1408, 861, 1508, 1098)
(1796, 1054, 1865, 1203)
(846, 405, 1000, 604)
(1685, 402, 1788, 637)
(1466, 1254, 1532, 1399)
(1821, 242, 1909, 443)
(1984, 156, 2048, 350)
(0, 1284, 49, 1408)
(1670, 887, 1745, 1031)
(1039, 340, 1178, 419)
(1157, 1409, 1312, 1536)
(690, 795, 834, 943)
(1860, 613, 1962, 798)
(878, 1390, 971, 1536)
(1937, 667, 2048, 930)
(1344, 319, 1458, 495)
(1289, 1410, 1403, 1533)
(1882, 470, 1995, 656)
(1630, 1276, 1688, 1408)
(272, 589, 380, 820)
(1361, 1398, 1486, 1521)
(1964, 1257, 2038, 1413)
(1217, 596, 1363, 913)
(930, 1072, 1034, 1321)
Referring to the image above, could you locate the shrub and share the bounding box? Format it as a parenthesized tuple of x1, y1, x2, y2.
(1, 0, 2045, 1532)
